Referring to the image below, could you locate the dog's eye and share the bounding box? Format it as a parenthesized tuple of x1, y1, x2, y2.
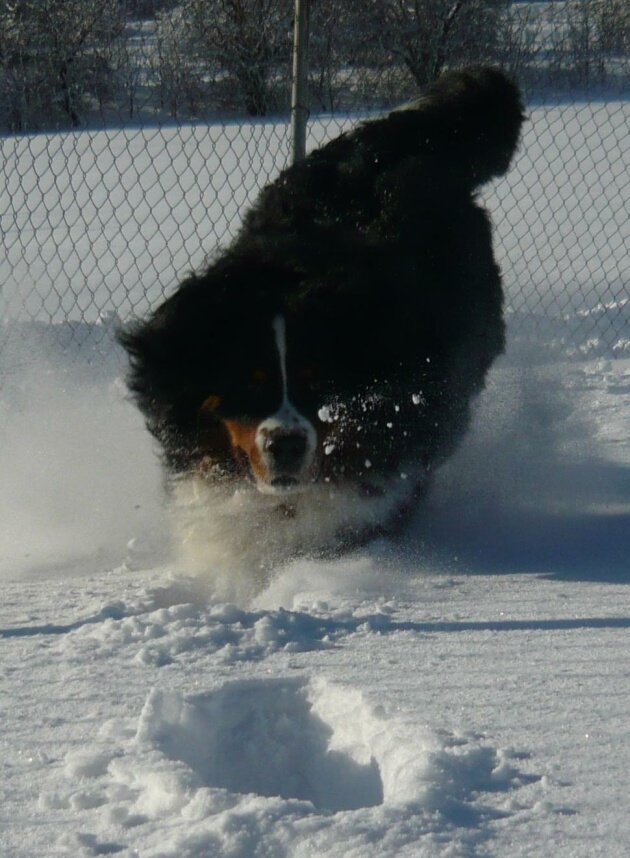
(200, 394, 222, 413)
(301, 365, 321, 387)
(250, 368, 268, 385)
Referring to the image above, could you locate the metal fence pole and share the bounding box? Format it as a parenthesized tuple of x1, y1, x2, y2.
(290, 0, 310, 164)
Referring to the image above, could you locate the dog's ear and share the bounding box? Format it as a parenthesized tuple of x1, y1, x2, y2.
(118, 271, 222, 415)
(118, 288, 182, 393)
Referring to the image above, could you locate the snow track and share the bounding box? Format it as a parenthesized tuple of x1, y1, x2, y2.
(4, 561, 629, 857)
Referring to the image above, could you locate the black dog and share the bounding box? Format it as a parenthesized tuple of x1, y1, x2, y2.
(120, 66, 524, 582)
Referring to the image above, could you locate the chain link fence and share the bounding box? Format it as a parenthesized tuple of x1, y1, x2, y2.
(0, 0, 628, 365)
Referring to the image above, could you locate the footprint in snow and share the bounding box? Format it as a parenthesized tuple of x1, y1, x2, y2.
(47, 677, 542, 857)
(138, 677, 386, 812)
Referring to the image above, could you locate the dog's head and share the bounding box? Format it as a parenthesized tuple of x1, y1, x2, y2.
(198, 313, 322, 494)
(121, 204, 504, 495)
(120, 258, 369, 494)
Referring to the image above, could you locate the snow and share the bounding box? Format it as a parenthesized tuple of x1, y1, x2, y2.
(1, 102, 629, 856)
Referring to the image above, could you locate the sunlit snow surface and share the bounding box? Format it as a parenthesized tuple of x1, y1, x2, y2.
(1, 101, 629, 856)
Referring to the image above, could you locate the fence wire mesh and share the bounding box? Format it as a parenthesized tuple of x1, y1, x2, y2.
(0, 0, 628, 363)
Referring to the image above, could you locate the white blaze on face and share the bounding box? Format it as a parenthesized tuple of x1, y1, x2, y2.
(254, 315, 317, 493)
(273, 315, 289, 401)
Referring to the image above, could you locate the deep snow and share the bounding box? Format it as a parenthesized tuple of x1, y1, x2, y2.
(1, 102, 629, 857)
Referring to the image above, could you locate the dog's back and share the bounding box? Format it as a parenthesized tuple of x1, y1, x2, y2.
(240, 66, 523, 243)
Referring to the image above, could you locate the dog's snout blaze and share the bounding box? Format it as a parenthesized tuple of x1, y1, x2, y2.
(264, 431, 308, 474)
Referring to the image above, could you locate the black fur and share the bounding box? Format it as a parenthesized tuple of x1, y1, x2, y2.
(120, 66, 524, 486)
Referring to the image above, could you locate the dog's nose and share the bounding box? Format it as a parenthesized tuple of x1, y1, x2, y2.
(264, 431, 307, 473)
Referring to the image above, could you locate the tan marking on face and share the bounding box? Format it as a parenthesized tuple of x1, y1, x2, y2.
(200, 394, 222, 414)
(223, 418, 270, 483)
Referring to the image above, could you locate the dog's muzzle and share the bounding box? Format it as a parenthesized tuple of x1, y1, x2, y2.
(265, 430, 308, 477)
(255, 414, 317, 494)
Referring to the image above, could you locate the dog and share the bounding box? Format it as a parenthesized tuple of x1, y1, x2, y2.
(120, 66, 524, 593)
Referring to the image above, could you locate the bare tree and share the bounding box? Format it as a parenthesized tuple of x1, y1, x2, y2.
(188, 0, 293, 116)
(562, 0, 630, 85)
(366, 0, 503, 87)
(0, 0, 125, 130)
(153, 5, 209, 119)
(307, 0, 361, 110)
(596, 0, 630, 54)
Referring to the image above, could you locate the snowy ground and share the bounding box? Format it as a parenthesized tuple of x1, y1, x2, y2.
(1, 102, 629, 857)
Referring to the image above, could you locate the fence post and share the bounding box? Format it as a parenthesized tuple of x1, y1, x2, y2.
(290, 0, 310, 164)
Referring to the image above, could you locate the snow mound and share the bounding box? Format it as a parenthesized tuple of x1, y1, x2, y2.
(46, 675, 532, 857)
(138, 679, 387, 812)
(53, 595, 359, 666)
